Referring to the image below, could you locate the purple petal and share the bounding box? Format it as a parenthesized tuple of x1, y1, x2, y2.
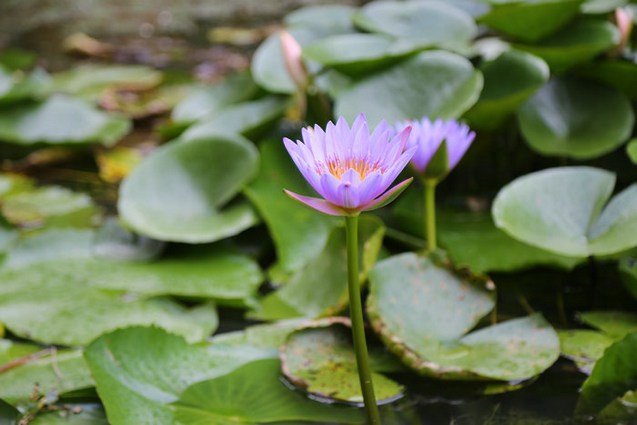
(357, 170, 385, 205)
(284, 190, 348, 216)
(362, 178, 414, 212)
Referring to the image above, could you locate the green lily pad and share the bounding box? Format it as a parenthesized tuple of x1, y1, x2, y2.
(173, 358, 363, 424)
(619, 257, 637, 300)
(170, 71, 258, 124)
(0, 95, 131, 146)
(0, 49, 36, 71)
(92, 218, 164, 262)
(478, 0, 584, 43)
(280, 320, 404, 403)
(518, 78, 634, 159)
(0, 398, 19, 424)
(493, 167, 637, 257)
(578, 311, 637, 339)
(368, 253, 560, 380)
(2, 186, 100, 229)
(85, 327, 275, 425)
(0, 262, 219, 345)
(52, 64, 162, 102)
(558, 330, 615, 373)
(576, 60, 637, 99)
(581, 0, 627, 14)
(118, 135, 259, 243)
(211, 319, 310, 348)
(577, 332, 637, 414)
(514, 20, 619, 74)
(0, 173, 34, 200)
(249, 216, 384, 320)
(2, 228, 93, 268)
(392, 191, 582, 273)
(0, 67, 50, 105)
(285, 4, 355, 32)
(303, 34, 425, 76)
(179, 96, 288, 142)
(335, 50, 482, 127)
(465, 49, 549, 130)
(353, 1, 477, 49)
(243, 138, 338, 278)
(0, 348, 93, 404)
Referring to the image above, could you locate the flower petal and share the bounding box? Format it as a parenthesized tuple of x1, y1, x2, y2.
(362, 178, 414, 212)
(284, 190, 348, 216)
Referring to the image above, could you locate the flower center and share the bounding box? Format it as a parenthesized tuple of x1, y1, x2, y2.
(324, 157, 383, 180)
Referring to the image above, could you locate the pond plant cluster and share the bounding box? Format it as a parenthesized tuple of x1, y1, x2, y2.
(1, 0, 637, 424)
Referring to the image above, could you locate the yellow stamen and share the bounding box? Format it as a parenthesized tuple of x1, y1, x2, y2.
(323, 157, 383, 180)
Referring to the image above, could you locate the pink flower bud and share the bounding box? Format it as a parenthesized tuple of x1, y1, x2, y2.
(279, 30, 309, 90)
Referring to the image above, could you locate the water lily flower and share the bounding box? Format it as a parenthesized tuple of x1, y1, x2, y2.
(283, 114, 416, 216)
(279, 30, 309, 90)
(396, 117, 475, 181)
(614, 7, 633, 53)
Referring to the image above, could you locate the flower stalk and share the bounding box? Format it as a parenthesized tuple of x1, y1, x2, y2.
(424, 179, 437, 252)
(345, 214, 381, 425)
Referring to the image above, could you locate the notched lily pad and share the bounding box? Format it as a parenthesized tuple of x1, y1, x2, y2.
(280, 318, 404, 404)
(368, 253, 559, 381)
(118, 134, 259, 243)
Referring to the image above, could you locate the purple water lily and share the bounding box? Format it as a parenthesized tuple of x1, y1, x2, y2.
(283, 114, 416, 216)
(396, 117, 475, 178)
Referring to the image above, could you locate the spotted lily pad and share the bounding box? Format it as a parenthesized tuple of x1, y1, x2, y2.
(353, 1, 476, 49)
(0, 95, 131, 146)
(249, 216, 384, 320)
(368, 253, 559, 380)
(118, 134, 259, 243)
(517, 79, 634, 159)
(335, 50, 483, 126)
(280, 319, 404, 404)
(492, 167, 637, 257)
(172, 358, 363, 424)
(85, 327, 275, 425)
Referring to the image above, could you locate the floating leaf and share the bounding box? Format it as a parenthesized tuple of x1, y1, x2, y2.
(2, 186, 100, 229)
(118, 135, 259, 243)
(493, 167, 637, 257)
(285, 4, 356, 32)
(280, 319, 403, 403)
(2, 228, 93, 269)
(335, 50, 482, 126)
(558, 330, 615, 372)
(353, 1, 477, 48)
(0, 398, 19, 424)
(211, 319, 310, 348)
(465, 49, 549, 129)
(368, 253, 559, 380)
(30, 406, 108, 425)
(170, 71, 258, 124)
(581, 0, 628, 14)
(0, 173, 34, 200)
(0, 95, 130, 146)
(576, 60, 637, 99)
(250, 216, 384, 320)
(92, 218, 164, 262)
(0, 67, 50, 105)
(619, 257, 637, 300)
(627, 139, 637, 165)
(243, 139, 337, 277)
(577, 332, 637, 414)
(0, 348, 93, 404)
(478, 0, 584, 43)
(0, 262, 219, 345)
(514, 20, 619, 74)
(179, 96, 288, 142)
(173, 358, 363, 424)
(52, 64, 162, 102)
(578, 311, 637, 340)
(518, 78, 634, 159)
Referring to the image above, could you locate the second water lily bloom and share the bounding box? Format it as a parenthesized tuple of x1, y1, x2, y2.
(396, 117, 475, 182)
(283, 114, 416, 216)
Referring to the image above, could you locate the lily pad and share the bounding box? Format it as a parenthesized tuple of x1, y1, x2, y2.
(179, 96, 288, 142)
(577, 332, 637, 414)
(478, 0, 584, 43)
(353, 1, 477, 48)
(52, 64, 162, 102)
(558, 330, 615, 371)
(465, 49, 549, 130)
(368, 253, 559, 380)
(30, 406, 108, 425)
(619, 257, 637, 300)
(0, 262, 219, 345)
(85, 327, 275, 425)
(0, 348, 93, 404)
(285, 4, 356, 32)
(170, 71, 259, 124)
(492, 167, 637, 257)
(280, 319, 404, 403)
(173, 358, 363, 424)
(211, 319, 310, 348)
(92, 218, 164, 262)
(118, 135, 259, 243)
(335, 50, 482, 127)
(243, 138, 338, 278)
(2, 186, 100, 229)
(0, 173, 34, 200)
(514, 20, 619, 74)
(0, 95, 131, 146)
(576, 60, 637, 99)
(581, 0, 628, 13)
(0, 67, 50, 105)
(0, 398, 19, 424)
(578, 311, 637, 339)
(249, 216, 384, 320)
(628, 139, 637, 165)
(518, 78, 634, 159)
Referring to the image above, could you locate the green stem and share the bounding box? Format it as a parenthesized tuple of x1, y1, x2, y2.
(345, 215, 381, 425)
(424, 180, 437, 252)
